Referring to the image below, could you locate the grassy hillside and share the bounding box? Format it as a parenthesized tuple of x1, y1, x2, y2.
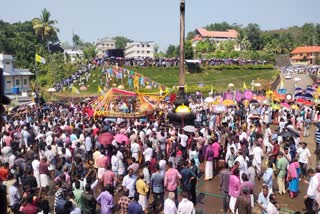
(56, 65, 278, 97)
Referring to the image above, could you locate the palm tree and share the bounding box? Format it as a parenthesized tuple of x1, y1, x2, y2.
(32, 8, 59, 49)
(236, 30, 251, 52)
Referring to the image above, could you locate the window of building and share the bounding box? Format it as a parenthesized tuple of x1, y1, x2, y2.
(147, 45, 150, 47)
(5, 62, 10, 65)
(106, 44, 109, 46)
(142, 51, 144, 54)
(6, 80, 11, 84)
(15, 79, 20, 86)
(137, 51, 140, 53)
(147, 51, 150, 53)
(137, 45, 140, 47)
(24, 79, 28, 85)
(142, 45, 144, 48)
(102, 44, 105, 46)
(111, 44, 113, 46)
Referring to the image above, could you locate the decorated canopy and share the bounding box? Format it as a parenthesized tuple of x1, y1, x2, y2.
(92, 88, 159, 118)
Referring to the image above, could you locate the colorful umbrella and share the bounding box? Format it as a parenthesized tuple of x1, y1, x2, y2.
(280, 102, 290, 108)
(271, 104, 280, 110)
(222, 99, 235, 106)
(213, 104, 227, 113)
(295, 98, 306, 104)
(290, 104, 299, 110)
(249, 99, 259, 105)
(115, 133, 129, 144)
(204, 97, 214, 103)
(98, 132, 114, 146)
(183, 125, 196, 133)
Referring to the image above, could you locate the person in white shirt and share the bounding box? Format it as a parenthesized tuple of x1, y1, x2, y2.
(178, 130, 188, 148)
(297, 142, 311, 178)
(164, 192, 177, 214)
(304, 167, 320, 213)
(266, 194, 280, 214)
(32, 155, 41, 188)
(177, 192, 195, 214)
(143, 144, 153, 162)
(252, 143, 263, 174)
(122, 169, 137, 198)
(130, 141, 140, 161)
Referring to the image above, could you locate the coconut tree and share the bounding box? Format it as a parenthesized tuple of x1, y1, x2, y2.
(32, 8, 59, 49)
(236, 30, 251, 52)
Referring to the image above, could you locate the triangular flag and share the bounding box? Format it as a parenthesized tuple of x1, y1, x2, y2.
(71, 85, 80, 94)
(35, 54, 46, 64)
(98, 85, 104, 94)
(280, 78, 284, 89)
(242, 81, 247, 90)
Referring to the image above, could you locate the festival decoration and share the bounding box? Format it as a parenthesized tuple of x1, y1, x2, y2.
(235, 92, 242, 102)
(243, 90, 253, 100)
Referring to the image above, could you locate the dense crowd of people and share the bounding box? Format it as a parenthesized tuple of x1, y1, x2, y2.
(0, 88, 319, 214)
(97, 57, 267, 68)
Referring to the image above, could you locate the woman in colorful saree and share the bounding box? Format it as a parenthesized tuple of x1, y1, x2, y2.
(287, 159, 301, 198)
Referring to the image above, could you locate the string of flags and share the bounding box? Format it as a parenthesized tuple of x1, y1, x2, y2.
(102, 66, 170, 92)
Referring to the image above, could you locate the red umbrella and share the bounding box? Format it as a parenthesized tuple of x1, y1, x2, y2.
(304, 100, 314, 106)
(115, 133, 129, 145)
(98, 132, 114, 146)
(295, 98, 306, 104)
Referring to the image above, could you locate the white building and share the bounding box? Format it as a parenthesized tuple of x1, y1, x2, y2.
(95, 37, 116, 58)
(125, 41, 154, 59)
(64, 49, 84, 63)
(0, 54, 33, 94)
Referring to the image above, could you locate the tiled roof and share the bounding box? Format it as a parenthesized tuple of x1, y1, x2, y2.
(192, 35, 203, 41)
(196, 28, 238, 39)
(291, 46, 320, 54)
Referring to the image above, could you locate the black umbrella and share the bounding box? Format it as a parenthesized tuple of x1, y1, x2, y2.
(286, 126, 300, 137)
(281, 131, 296, 138)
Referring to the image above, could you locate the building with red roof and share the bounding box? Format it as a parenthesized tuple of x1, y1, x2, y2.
(192, 28, 240, 51)
(290, 46, 320, 65)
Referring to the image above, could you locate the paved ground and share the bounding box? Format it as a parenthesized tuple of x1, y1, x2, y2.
(278, 72, 314, 94)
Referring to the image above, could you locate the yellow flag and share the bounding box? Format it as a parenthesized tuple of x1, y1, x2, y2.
(35, 54, 46, 64)
(98, 85, 104, 94)
(185, 84, 188, 93)
(280, 78, 284, 89)
(133, 76, 139, 89)
(72, 85, 80, 94)
(242, 81, 247, 90)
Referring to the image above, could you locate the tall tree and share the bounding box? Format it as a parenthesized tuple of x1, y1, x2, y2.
(166, 45, 176, 58)
(237, 29, 251, 51)
(243, 23, 263, 50)
(32, 8, 59, 48)
(113, 36, 132, 49)
(72, 33, 81, 47)
(83, 43, 96, 63)
(185, 41, 194, 59)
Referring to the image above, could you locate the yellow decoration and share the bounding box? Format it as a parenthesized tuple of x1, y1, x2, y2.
(176, 105, 191, 114)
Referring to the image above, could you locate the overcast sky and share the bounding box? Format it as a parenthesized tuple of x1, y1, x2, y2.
(1, 0, 319, 51)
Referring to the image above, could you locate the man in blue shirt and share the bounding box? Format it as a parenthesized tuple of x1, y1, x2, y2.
(128, 192, 143, 214)
(257, 185, 270, 214)
(150, 163, 164, 211)
(262, 161, 274, 195)
(180, 160, 196, 200)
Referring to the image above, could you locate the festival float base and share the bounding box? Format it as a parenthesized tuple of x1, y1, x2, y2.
(92, 88, 165, 119)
